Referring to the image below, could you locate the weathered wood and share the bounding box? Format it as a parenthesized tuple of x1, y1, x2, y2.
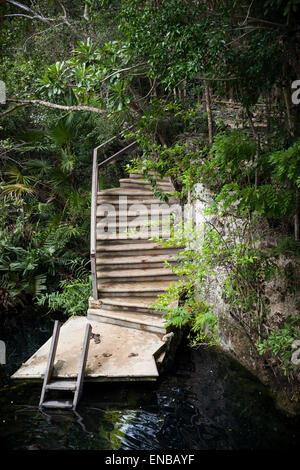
(46, 380, 77, 391)
(72, 323, 92, 410)
(39, 321, 91, 410)
(42, 399, 73, 409)
(87, 308, 167, 334)
(39, 320, 61, 408)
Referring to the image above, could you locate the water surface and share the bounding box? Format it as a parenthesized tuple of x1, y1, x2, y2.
(0, 315, 299, 450)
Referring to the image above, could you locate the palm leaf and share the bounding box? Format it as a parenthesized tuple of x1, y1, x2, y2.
(0, 183, 35, 197)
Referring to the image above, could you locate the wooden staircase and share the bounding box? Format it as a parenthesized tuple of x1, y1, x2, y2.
(11, 144, 184, 385)
(88, 173, 181, 335)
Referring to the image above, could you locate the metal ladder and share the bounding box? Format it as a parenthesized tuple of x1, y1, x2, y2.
(39, 320, 92, 411)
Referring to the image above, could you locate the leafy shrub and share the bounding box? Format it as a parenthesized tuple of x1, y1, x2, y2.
(257, 316, 300, 375)
(37, 276, 91, 317)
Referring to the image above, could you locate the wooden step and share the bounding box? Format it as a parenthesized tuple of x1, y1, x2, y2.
(98, 275, 177, 283)
(96, 237, 178, 245)
(96, 249, 179, 258)
(96, 208, 178, 217)
(97, 197, 177, 206)
(89, 296, 173, 315)
(96, 217, 173, 226)
(96, 218, 172, 228)
(96, 231, 167, 240)
(96, 242, 180, 252)
(119, 179, 172, 190)
(41, 399, 73, 409)
(129, 173, 170, 183)
(120, 183, 171, 192)
(97, 267, 176, 280)
(96, 254, 176, 265)
(97, 262, 173, 270)
(97, 188, 155, 197)
(87, 308, 167, 333)
(46, 380, 77, 391)
(96, 231, 172, 241)
(120, 184, 175, 194)
(97, 280, 174, 297)
(91, 296, 159, 309)
(96, 254, 176, 270)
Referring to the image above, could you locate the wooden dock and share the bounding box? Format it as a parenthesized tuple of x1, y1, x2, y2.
(11, 316, 174, 382)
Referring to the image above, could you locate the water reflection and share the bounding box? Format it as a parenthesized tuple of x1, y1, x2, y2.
(0, 343, 300, 450)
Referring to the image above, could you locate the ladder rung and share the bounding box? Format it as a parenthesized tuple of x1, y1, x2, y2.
(42, 399, 73, 409)
(46, 380, 77, 391)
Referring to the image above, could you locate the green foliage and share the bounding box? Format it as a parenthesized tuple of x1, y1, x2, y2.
(120, 0, 231, 87)
(0, 108, 95, 312)
(120, 0, 285, 108)
(257, 316, 300, 374)
(37, 275, 91, 317)
(35, 37, 134, 113)
(269, 140, 300, 189)
(0, 194, 87, 310)
(195, 132, 300, 220)
(210, 131, 257, 178)
(152, 214, 299, 378)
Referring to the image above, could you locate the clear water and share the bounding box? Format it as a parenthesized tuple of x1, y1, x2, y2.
(0, 315, 299, 450)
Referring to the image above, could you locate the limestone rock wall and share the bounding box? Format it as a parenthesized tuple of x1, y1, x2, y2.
(190, 183, 300, 391)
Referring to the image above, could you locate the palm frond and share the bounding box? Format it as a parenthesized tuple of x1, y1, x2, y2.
(0, 183, 35, 197)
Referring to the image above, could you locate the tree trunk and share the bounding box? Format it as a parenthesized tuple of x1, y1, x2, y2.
(295, 189, 300, 241)
(205, 84, 213, 145)
(283, 86, 294, 137)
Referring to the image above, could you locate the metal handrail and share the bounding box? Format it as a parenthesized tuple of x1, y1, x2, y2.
(90, 127, 137, 300)
(98, 141, 138, 168)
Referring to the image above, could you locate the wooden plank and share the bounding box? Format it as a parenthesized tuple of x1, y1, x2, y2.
(42, 400, 73, 409)
(39, 320, 61, 408)
(46, 380, 77, 391)
(72, 323, 92, 410)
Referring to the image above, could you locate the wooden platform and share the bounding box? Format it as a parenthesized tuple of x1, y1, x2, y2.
(11, 316, 168, 382)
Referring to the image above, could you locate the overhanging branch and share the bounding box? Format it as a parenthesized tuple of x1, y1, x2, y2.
(1, 98, 105, 117)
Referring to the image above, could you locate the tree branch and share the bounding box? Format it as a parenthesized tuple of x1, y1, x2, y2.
(101, 63, 148, 83)
(6, 0, 36, 15)
(239, 0, 254, 26)
(5, 0, 67, 26)
(2, 98, 105, 116)
(56, 0, 70, 26)
(83, 3, 89, 22)
(0, 102, 29, 117)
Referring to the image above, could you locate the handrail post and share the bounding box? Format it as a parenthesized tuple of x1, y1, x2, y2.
(90, 148, 98, 300)
(39, 320, 61, 408)
(90, 126, 137, 302)
(72, 323, 92, 410)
